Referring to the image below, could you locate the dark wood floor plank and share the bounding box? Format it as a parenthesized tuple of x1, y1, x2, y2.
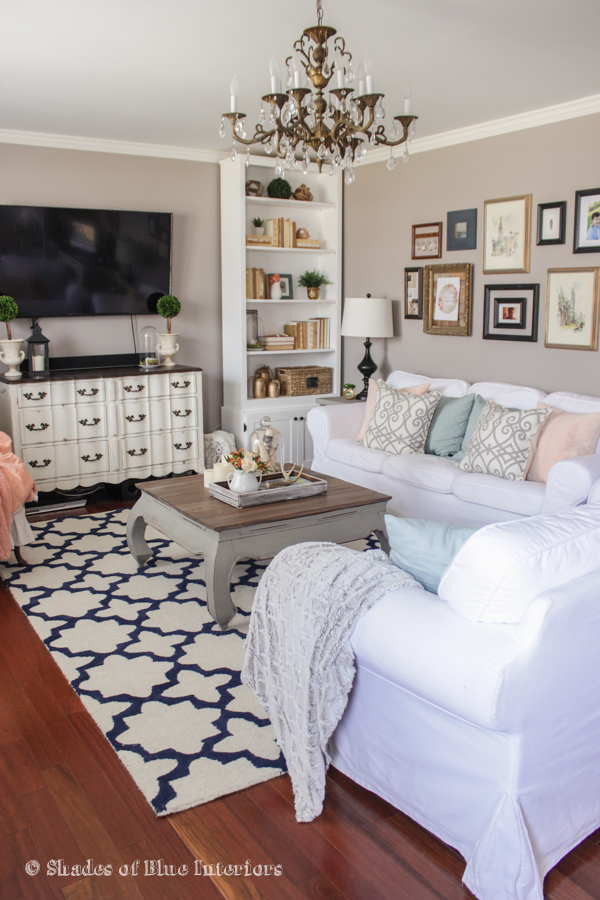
(0, 653, 63, 770)
(327, 766, 398, 821)
(0, 827, 62, 900)
(296, 873, 349, 900)
(62, 879, 111, 900)
(22, 787, 88, 888)
(0, 744, 31, 838)
(120, 841, 186, 900)
(551, 837, 600, 899)
(0, 735, 47, 796)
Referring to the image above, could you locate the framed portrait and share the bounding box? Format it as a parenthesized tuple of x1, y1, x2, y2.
(537, 201, 566, 246)
(447, 208, 477, 251)
(423, 263, 472, 336)
(483, 284, 539, 342)
(412, 223, 442, 260)
(573, 188, 600, 253)
(545, 268, 599, 351)
(483, 194, 532, 274)
(267, 273, 293, 299)
(404, 267, 423, 319)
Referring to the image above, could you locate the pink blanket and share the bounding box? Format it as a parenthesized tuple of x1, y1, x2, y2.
(0, 433, 36, 561)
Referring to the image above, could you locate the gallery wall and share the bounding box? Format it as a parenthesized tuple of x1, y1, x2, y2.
(0, 144, 222, 428)
(343, 112, 600, 397)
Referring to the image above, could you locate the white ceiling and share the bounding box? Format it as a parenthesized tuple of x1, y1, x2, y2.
(1, 0, 599, 153)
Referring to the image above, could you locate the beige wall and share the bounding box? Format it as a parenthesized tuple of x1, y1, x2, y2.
(344, 113, 600, 398)
(0, 144, 222, 428)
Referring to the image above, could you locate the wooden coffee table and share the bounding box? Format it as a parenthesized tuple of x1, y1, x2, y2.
(126, 471, 391, 628)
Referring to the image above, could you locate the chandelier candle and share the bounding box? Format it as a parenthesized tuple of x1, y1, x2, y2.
(220, 0, 417, 184)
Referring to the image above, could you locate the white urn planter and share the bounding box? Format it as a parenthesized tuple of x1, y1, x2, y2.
(157, 333, 179, 367)
(227, 469, 263, 493)
(0, 339, 25, 380)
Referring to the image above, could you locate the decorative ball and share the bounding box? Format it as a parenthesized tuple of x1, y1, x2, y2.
(245, 180, 263, 197)
(267, 178, 292, 199)
(296, 227, 309, 239)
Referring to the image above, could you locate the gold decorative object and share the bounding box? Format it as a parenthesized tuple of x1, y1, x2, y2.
(296, 227, 309, 239)
(221, 0, 417, 186)
(280, 461, 305, 484)
(252, 373, 267, 398)
(293, 184, 313, 201)
(267, 379, 281, 397)
(255, 364, 272, 385)
(245, 180, 263, 196)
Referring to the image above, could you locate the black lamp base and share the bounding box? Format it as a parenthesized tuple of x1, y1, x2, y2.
(355, 338, 377, 400)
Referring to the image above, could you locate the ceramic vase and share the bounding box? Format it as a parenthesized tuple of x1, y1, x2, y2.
(157, 332, 179, 367)
(0, 339, 25, 380)
(227, 469, 262, 493)
(270, 280, 282, 300)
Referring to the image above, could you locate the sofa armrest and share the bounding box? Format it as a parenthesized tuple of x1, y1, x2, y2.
(542, 454, 600, 514)
(307, 404, 366, 458)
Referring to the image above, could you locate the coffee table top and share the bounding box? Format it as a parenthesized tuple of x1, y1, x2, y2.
(137, 471, 390, 533)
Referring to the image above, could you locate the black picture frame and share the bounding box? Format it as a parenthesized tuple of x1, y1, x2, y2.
(483, 284, 539, 342)
(446, 208, 477, 251)
(573, 188, 600, 253)
(537, 201, 566, 245)
(404, 267, 423, 319)
(493, 296, 526, 329)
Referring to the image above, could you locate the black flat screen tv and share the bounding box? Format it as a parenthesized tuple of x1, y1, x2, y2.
(0, 205, 172, 318)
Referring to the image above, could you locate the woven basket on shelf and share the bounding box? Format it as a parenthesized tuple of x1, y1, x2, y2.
(276, 366, 332, 397)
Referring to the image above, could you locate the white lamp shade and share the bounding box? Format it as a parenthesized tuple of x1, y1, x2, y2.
(342, 297, 394, 338)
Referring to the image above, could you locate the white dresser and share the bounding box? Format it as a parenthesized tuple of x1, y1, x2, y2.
(0, 366, 204, 491)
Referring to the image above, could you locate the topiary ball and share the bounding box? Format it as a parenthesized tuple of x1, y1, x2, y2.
(156, 294, 181, 319)
(0, 295, 19, 323)
(267, 178, 292, 199)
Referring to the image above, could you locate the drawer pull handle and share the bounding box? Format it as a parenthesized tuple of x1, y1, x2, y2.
(81, 453, 103, 463)
(23, 391, 47, 401)
(125, 413, 146, 423)
(29, 459, 51, 468)
(79, 417, 101, 427)
(124, 384, 145, 393)
(174, 441, 193, 450)
(127, 448, 148, 457)
(77, 388, 99, 396)
(25, 423, 49, 432)
(173, 409, 192, 418)
(171, 380, 191, 389)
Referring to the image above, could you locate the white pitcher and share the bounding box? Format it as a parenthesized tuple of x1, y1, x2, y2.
(227, 469, 262, 493)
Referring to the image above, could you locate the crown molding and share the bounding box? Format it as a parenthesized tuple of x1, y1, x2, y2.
(0, 92, 598, 166)
(362, 92, 600, 165)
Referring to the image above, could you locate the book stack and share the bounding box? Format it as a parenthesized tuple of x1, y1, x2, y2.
(246, 233, 273, 246)
(265, 218, 298, 248)
(296, 237, 321, 249)
(246, 268, 266, 299)
(262, 333, 295, 351)
(284, 318, 330, 349)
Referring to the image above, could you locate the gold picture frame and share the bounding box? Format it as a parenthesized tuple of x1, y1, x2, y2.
(544, 267, 599, 351)
(423, 263, 473, 336)
(483, 194, 532, 274)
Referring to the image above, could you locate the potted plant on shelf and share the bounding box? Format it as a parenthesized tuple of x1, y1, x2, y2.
(298, 269, 331, 300)
(252, 217, 265, 235)
(0, 295, 25, 380)
(156, 294, 181, 367)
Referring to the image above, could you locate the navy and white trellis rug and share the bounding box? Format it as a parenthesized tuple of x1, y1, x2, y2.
(2, 509, 287, 816)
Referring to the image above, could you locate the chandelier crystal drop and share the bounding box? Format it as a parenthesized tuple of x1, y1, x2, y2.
(220, 0, 417, 182)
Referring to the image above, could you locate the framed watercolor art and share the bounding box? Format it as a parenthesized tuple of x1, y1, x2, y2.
(544, 267, 599, 351)
(483, 194, 532, 274)
(404, 267, 423, 319)
(573, 188, 600, 253)
(483, 284, 539, 342)
(423, 263, 472, 336)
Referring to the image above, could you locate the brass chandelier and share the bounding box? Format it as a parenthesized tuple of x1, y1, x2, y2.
(220, 0, 417, 184)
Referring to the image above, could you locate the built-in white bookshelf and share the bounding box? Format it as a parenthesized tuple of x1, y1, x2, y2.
(220, 155, 343, 463)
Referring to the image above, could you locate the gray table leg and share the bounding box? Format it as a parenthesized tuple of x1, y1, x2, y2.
(203, 541, 237, 627)
(126, 508, 153, 566)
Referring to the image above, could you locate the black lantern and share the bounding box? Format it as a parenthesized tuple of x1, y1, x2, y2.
(26, 320, 50, 378)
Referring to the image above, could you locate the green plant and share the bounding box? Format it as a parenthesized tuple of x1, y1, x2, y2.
(156, 294, 181, 334)
(297, 270, 332, 289)
(251, 217, 264, 228)
(343, 383, 356, 390)
(0, 295, 19, 340)
(267, 178, 292, 199)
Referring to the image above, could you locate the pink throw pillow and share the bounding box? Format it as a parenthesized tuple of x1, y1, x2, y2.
(357, 378, 430, 441)
(527, 405, 600, 483)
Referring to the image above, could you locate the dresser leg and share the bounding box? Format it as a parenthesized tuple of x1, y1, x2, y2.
(126, 509, 153, 566)
(204, 541, 237, 628)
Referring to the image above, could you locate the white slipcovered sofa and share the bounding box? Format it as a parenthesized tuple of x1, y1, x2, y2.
(307, 372, 600, 526)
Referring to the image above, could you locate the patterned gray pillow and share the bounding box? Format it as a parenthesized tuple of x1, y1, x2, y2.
(362, 380, 441, 455)
(458, 399, 553, 481)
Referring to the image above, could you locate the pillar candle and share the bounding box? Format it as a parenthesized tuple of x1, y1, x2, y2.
(213, 462, 235, 482)
(33, 356, 45, 371)
(203, 469, 215, 487)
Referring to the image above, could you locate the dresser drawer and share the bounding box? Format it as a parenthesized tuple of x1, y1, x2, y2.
(169, 399, 197, 428)
(120, 375, 148, 397)
(169, 374, 195, 397)
(73, 440, 109, 477)
(76, 404, 108, 440)
(22, 447, 56, 479)
(18, 386, 52, 408)
(19, 408, 55, 445)
(122, 400, 151, 434)
(121, 434, 154, 469)
(74, 380, 105, 402)
(171, 429, 200, 463)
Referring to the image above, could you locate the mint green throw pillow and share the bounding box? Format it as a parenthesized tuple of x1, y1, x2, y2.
(453, 394, 486, 462)
(385, 515, 478, 593)
(425, 394, 476, 457)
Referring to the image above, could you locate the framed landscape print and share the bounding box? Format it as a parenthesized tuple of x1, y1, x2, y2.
(483, 284, 539, 342)
(545, 268, 599, 351)
(537, 201, 566, 245)
(404, 267, 423, 319)
(483, 194, 532, 274)
(423, 263, 472, 336)
(573, 188, 600, 253)
(447, 208, 477, 251)
(412, 223, 442, 260)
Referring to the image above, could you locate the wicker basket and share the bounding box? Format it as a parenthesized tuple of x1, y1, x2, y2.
(276, 366, 332, 397)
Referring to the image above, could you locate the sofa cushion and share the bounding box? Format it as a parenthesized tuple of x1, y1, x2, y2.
(362, 381, 441, 455)
(468, 381, 548, 410)
(545, 390, 600, 414)
(357, 378, 430, 441)
(438, 503, 600, 623)
(452, 394, 486, 463)
(385, 516, 477, 592)
(458, 400, 552, 481)
(425, 394, 476, 457)
(452, 472, 546, 516)
(325, 438, 390, 473)
(527, 407, 600, 483)
(387, 370, 471, 397)
(381, 453, 460, 493)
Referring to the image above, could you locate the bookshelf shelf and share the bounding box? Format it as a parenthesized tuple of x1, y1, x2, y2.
(245, 299, 336, 305)
(246, 246, 336, 254)
(246, 196, 336, 210)
(247, 348, 335, 356)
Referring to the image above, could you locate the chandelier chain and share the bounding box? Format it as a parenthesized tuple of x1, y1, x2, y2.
(317, 0, 323, 26)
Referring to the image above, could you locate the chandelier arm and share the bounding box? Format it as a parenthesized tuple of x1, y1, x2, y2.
(377, 115, 418, 146)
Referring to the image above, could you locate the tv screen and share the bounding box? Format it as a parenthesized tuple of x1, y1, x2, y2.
(0, 206, 172, 318)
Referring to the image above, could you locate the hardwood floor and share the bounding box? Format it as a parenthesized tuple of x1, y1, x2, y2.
(1, 496, 599, 899)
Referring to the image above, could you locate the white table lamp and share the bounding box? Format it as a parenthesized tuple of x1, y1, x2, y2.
(341, 294, 394, 400)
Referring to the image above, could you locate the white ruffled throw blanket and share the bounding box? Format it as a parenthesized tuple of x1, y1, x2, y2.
(242, 541, 421, 822)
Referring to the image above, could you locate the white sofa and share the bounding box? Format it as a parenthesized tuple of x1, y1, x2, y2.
(307, 372, 600, 526)
(330, 492, 600, 900)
